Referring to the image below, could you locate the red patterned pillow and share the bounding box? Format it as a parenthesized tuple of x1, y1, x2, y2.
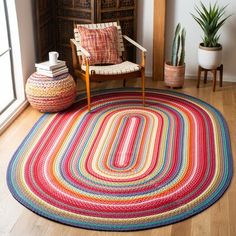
(77, 26, 122, 65)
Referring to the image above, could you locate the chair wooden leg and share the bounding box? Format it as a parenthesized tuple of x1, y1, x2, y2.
(141, 70, 145, 106)
(85, 79, 91, 112)
(85, 61, 91, 112)
(86, 82, 91, 112)
(197, 66, 201, 88)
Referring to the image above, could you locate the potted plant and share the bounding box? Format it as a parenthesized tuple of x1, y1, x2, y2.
(191, 2, 231, 69)
(165, 23, 186, 88)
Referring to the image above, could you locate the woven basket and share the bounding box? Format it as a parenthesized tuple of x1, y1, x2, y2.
(26, 73, 76, 112)
(164, 62, 185, 88)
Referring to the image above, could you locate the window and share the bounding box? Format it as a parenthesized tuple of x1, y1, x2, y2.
(0, 0, 16, 114)
(0, 0, 28, 134)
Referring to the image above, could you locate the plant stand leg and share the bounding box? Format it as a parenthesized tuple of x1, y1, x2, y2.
(213, 69, 217, 92)
(197, 66, 201, 88)
(219, 64, 223, 87)
(204, 70, 208, 84)
(197, 64, 223, 92)
(123, 79, 126, 87)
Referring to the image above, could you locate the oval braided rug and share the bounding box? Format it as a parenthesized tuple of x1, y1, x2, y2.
(7, 89, 233, 231)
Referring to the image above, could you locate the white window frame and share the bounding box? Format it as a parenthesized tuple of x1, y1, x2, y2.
(0, 0, 35, 134)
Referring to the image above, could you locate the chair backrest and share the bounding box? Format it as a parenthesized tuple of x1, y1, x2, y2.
(74, 22, 125, 57)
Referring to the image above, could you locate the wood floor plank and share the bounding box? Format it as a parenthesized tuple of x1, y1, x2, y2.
(170, 220, 192, 236)
(210, 193, 230, 236)
(190, 208, 211, 236)
(0, 79, 235, 236)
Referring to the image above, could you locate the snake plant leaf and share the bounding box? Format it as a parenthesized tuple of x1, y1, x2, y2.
(170, 23, 186, 66)
(179, 28, 186, 66)
(172, 34, 181, 66)
(171, 23, 181, 66)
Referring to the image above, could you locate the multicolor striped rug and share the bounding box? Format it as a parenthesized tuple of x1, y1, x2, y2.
(7, 89, 233, 231)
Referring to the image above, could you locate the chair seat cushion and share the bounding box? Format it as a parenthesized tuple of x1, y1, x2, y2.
(77, 26, 122, 65)
(81, 61, 141, 75)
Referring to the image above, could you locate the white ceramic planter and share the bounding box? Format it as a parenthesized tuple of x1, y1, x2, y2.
(198, 44, 222, 70)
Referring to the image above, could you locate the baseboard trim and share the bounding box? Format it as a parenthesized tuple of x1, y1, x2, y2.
(186, 74, 236, 82)
(0, 100, 29, 135)
(145, 71, 153, 77)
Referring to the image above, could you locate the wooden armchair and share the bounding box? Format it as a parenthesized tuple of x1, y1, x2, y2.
(70, 22, 147, 112)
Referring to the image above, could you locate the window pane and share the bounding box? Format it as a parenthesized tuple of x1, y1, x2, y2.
(0, 0, 15, 114)
(0, 0, 9, 53)
(0, 52, 15, 112)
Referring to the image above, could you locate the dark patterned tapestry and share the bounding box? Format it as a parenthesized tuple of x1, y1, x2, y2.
(34, 0, 137, 67)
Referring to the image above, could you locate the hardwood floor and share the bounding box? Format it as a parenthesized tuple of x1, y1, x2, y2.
(0, 78, 235, 236)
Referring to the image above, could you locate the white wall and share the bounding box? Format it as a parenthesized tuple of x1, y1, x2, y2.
(165, 0, 236, 81)
(14, 0, 36, 83)
(137, 0, 153, 77)
(6, 0, 35, 102)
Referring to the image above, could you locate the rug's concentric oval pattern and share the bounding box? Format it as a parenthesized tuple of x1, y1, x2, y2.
(7, 89, 233, 231)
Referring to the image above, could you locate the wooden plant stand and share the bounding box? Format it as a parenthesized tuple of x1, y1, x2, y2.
(197, 64, 223, 92)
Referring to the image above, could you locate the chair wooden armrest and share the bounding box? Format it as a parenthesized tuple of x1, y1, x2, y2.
(70, 39, 91, 58)
(123, 35, 147, 53)
(70, 39, 80, 70)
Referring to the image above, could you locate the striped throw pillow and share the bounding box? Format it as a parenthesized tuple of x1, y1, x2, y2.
(77, 26, 122, 65)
